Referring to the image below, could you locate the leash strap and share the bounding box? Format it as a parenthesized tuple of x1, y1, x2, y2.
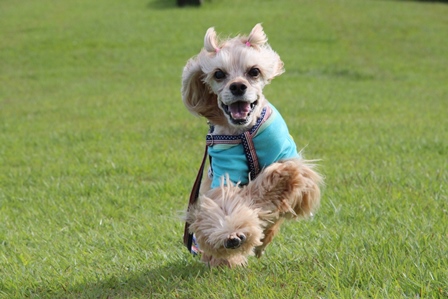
(183, 143, 209, 253)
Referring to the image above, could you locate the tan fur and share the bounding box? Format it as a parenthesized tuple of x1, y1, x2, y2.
(188, 160, 322, 267)
(182, 24, 323, 267)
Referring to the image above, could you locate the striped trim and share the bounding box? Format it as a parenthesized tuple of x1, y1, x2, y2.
(206, 107, 269, 146)
(206, 106, 272, 180)
(242, 131, 260, 179)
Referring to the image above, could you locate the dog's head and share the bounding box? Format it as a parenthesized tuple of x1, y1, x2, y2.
(187, 181, 264, 260)
(182, 24, 284, 132)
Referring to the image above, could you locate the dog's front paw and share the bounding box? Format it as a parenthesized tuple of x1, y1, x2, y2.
(254, 247, 265, 258)
(224, 232, 247, 249)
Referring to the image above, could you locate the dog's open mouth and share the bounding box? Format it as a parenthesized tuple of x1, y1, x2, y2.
(223, 101, 257, 125)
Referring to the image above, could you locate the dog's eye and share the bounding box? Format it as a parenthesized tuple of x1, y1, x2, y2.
(248, 68, 260, 78)
(214, 70, 226, 80)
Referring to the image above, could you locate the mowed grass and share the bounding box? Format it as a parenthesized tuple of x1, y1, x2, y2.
(1, 0, 447, 298)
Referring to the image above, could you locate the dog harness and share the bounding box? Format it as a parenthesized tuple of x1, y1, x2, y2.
(207, 104, 299, 188)
(183, 103, 299, 253)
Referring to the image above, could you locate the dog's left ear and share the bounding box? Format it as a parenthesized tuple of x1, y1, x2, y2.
(248, 161, 321, 218)
(247, 24, 284, 80)
(247, 23, 268, 47)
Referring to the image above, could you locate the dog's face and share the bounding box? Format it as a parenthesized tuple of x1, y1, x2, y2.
(182, 24, 284, 133)
(187, 183, 264, 259)
(201, 40, 271, 127)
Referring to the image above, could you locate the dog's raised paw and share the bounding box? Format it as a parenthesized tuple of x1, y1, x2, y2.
(224, 233, 247, 249)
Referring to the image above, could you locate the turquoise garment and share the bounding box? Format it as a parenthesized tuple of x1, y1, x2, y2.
(208, 104, 299, 188)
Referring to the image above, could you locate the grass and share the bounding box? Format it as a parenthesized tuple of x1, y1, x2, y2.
(1, 0, 447, 298)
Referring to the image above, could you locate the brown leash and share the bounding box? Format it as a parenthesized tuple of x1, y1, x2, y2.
(183, 144, 209, 253)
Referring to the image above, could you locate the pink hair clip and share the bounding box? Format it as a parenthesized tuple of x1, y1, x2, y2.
(215, 47, 220, 53)
(245, 41, 251, 47)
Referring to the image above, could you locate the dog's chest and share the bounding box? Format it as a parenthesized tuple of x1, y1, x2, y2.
(208, 105, 299, 188)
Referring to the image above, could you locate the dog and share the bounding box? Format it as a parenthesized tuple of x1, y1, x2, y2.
(182, 24, 323, 267)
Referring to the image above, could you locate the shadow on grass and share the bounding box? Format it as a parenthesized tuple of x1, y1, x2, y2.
(35, 259, 208, 298)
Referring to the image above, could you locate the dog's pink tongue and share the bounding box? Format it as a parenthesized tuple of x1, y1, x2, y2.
(229, 102, 251, 120)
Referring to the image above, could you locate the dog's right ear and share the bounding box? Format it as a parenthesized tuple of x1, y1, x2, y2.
(182, 58, 206, 116)
(204, 27, 220, 53)
(181, 57, 225, 125)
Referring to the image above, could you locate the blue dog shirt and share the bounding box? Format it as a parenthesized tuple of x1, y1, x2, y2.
(208, 104, 299, 188)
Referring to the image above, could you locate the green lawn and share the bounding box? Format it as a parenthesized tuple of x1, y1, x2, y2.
(1, 0, 447, 298)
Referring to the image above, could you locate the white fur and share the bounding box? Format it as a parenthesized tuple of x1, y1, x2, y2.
(182, 23, 284, 135)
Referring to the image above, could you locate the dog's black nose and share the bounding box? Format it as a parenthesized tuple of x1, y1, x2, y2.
(224, 233, 246, 249)
(225, 238, 241, 249)
(229, 82, 247, 96)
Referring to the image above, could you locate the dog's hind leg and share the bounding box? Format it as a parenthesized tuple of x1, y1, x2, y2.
(254, 218, 284, 258)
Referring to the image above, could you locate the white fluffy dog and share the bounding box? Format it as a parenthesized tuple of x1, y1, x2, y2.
(182, 24, 323, 267)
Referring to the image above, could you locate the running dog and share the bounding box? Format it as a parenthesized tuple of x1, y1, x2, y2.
(182, 24, 323, 267)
